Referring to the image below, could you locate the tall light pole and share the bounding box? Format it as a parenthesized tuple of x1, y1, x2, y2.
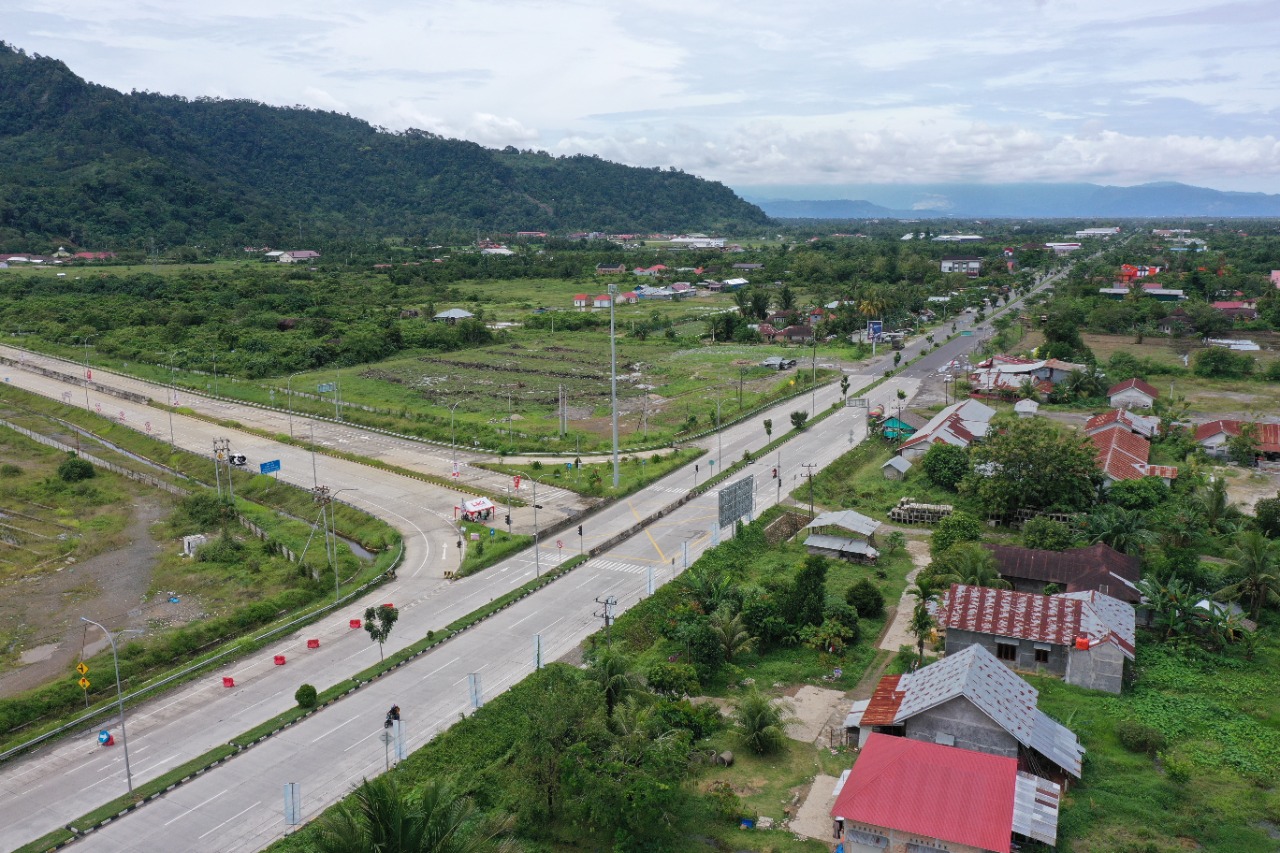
(286, 371, 304, 439)
(449, 401, 462, 476)
(532, 477, 542, 577)
(77, 334, 95, 411)
(811, 339, 818, 416)
(80, 618, 142, 794)
(330, 488, 358, 601)
(715, 393, 723, 472)
(167, 350, 182, 452)
(608, 283, 620, 489)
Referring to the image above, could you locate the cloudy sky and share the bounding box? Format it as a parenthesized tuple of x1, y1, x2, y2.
(8, 0, 1280, 193)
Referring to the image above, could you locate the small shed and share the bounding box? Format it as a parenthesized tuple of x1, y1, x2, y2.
(1014, 399, 1040, 418)
(593, 294, 613, 308)
(573, 294, 589, 308)
(881, 455, 912, 480)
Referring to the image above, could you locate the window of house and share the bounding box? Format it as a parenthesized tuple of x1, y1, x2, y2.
(1034, 647, 1050, 663)
(996, 642, 1018, 661)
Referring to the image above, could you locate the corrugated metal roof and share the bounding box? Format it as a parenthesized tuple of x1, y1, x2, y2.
(830, 734, 1018, 853)
(882, 456, 912, 473)
(860, 646, 1084, 778)
(986, 543, 1141, 603)
(1013, 771, 1062, 845)
(1057, 590, 1136, 658)
(806, 534, 879, 558)
(807, 510, 881, 537)
(1108, 377, 1159, 399)
(941, 585, 1083, 645)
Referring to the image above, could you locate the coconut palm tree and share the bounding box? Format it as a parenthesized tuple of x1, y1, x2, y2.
(732, 689, 796, 755)
(709, 607, 757, 664)
(1216, 531, 1280, 621)
(933, 543, 1010, 590)
(313, 776, 516, 853)
(908, 603, 934, 664)
(1085, 506, 1157, 556)
(1196, 476, 1235, 533)
(587, 647, 641, 718)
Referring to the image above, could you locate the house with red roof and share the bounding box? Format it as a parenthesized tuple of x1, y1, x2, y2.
(938, 584, 1135, 694)
(595, 263, 626, 275)
(1107, 377, 1158, 409)
(849, 645, 1084, 781)
(592, 294, 612, 308)
(617, 291, 638, 304)
(1089, 426, 1176, 486)
(830, 734, 1061, 852)
(1084, 408, 1160, 440)
(1195, 420, 1280, 459)
(897, 399, 995, 461)
(631, 264, 667, 277)
(572, 294, 589, 309)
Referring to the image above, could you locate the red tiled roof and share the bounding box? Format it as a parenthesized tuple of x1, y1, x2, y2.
(1107, 377, 1158, 399)
(1195, 420, 1280, 453)
(1145, 465, 1180, 479)
(940, 584, 1083, 646)
(831, 734, 1018, 853)
(1090, 427, 1150, 481)
(573, 294, 588, 300)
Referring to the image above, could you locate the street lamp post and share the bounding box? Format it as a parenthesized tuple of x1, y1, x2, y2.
(330, 488, 358, 601)
(449, 401, 462, 476)
(167, 351, 181, 451)
(79, 617, 142, 794)
(77, 334, 95, 411)
(811, 339, 818, 416)
(715, 393, 723, 472)
(286, 371, 304, 439)
(608, 283, 620, 489)
(531, 478, 541, 577)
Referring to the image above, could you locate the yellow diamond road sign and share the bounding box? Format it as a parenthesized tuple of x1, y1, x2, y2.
(78, 677, 91, 690)
(76, 662, 89, 675)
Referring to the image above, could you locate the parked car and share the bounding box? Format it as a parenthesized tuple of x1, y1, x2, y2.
(759, 356, 797, 370)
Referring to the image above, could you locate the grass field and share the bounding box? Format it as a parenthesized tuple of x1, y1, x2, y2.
(1037, 635, 1280, 852)
(479, 446, 704, 497)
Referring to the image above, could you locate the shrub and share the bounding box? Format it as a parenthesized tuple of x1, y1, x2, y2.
(845, 578, 885, 619)
(823, 597, 861, 639)
(0, 463, 20, 477)
(930, 511, 983, 558)
(1021, 516, 1076, 551)
(1115, 719, 1166, 756)
(645, 662, 700, 698)
(197, 531, 246, 563)
(295, 683, 318, 708)
(56, 453, 95, 482)
(1193, 347, 1254, 378)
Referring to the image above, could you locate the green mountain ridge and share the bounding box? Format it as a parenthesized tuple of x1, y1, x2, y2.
(0, 43, 768, 250)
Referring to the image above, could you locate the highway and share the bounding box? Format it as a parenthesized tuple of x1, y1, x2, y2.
(0, 277, 1042, 851)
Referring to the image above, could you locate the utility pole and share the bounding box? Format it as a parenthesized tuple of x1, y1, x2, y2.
(286, 371, 303, 439)
(594, 595, 617, 647)
(532, 478, 541, 577)
(801, 462, 818, 518)
(811, 340, 818, 416)
(77, 334, 95, 412)
(213, 438, 233, 503)
(313, 485, 334, 592)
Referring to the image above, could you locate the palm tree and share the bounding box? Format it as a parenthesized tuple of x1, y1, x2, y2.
(732, 689, 796, 755)
(313, 776, 516, 853)
(1216, 531, 1280, 621)
(1196, 476, 1234, 533)
(934, 544, 1010, 590)
(587, 648, 641, 718)
(1086, 506, 1156, 556)
(709, 607, 757, 664)
(908, 603, 934, 664)
(1017, 377, 1038, 400)
(1137, 576, 1194, 640)
(683, 566, 734, 613)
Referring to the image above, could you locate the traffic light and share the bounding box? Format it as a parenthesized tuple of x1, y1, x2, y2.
(695, 464, 699, 473)
(577, 525, 583, 536)
(505, 514, 511, 525)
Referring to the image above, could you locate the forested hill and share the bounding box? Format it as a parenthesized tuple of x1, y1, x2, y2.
(0, 43, 768, 250)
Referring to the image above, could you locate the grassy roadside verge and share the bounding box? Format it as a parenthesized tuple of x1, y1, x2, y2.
(476, 446, 705, 500)
(12, 553, 589, 853)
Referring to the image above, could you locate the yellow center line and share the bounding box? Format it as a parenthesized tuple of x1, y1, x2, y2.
(629, 498, 668, 563)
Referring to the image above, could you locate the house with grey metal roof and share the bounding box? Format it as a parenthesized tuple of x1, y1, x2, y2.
(881, 455, 912, 480)
(855, 644, 1084, 782)
(433, 308, 475, 324)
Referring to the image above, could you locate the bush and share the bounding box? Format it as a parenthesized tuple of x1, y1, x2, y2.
(295, 683, 318, 708)
(1193, 347, 1255, 379)
(1021, 516, 1076, 551)
(930, 511, 983, 558)
(845, 578, 885, 618)
(823, 597, 861, 641)
(196, 531, 246, 563)
(645, 662, 700, 697)
(1115, 719, 1166, 756)
(56, 453, 95, 482)
(0, 463, 20, 477)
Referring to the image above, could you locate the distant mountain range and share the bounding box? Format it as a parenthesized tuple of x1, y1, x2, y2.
(741, 182, 1280, 219)
(0, 43, 767, 249)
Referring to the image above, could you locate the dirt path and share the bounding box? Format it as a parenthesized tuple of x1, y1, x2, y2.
(878, 538, 930, 653)
(0, 494, 168, 697)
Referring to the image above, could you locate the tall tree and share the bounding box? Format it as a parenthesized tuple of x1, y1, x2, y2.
(964, 416, 1100, 517)
(1085, 506, 1157, 556)
(1217, 531, 1280, 621)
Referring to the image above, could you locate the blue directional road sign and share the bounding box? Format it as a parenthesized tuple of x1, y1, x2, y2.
(259, 459, 282, 475)
(97, 730, 111, 745)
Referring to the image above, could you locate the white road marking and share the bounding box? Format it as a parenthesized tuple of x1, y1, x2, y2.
(164, 788, 229, 825)
(197, 801, 262, 840)
(310, 715, 359, 744)
(417, 656, 461, 684)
